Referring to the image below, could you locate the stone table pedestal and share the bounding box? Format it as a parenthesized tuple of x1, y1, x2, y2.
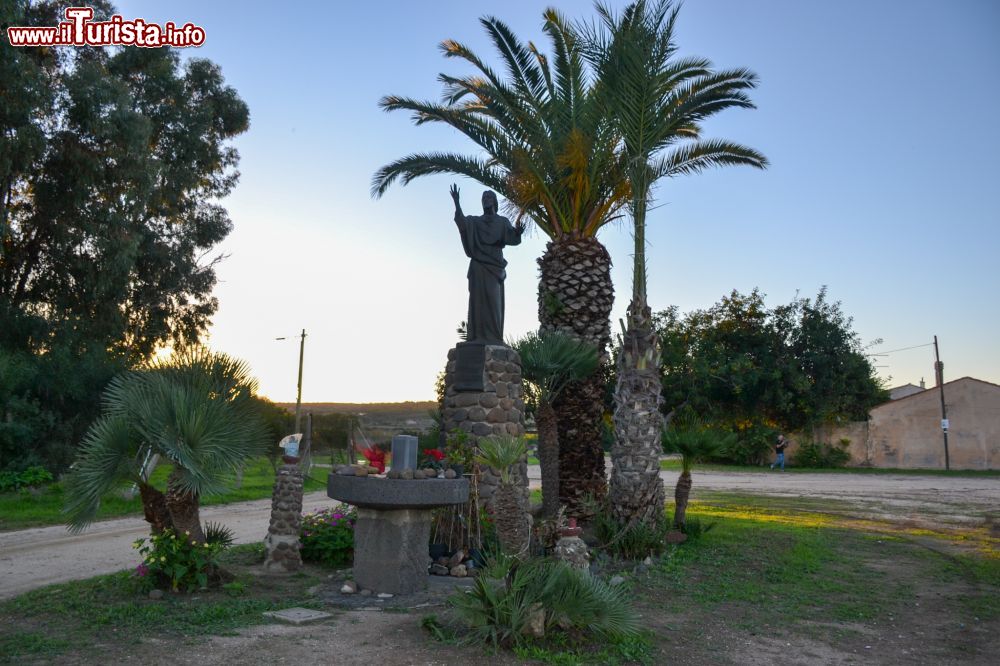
(328, 475, 469, 595)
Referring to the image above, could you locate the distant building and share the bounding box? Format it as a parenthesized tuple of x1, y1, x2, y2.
(813, 377, 1000, 470)
(888, 380, 926, 400)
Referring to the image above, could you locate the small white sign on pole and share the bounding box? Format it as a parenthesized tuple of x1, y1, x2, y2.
(941, 419, 949, 431)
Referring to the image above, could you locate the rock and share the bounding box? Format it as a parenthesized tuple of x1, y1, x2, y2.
(401, 469, 414, 480)
(610, 575, 625, 586)
(148, 589, 164, 600)
(367, 466, 380, 474)
(430, 563, 450, 576)
(521, 602, 545, 638)
(450, 564, 468, 577)
(340, 581, 357, 594)
(447, 549, 466, 568)
(423, 468, 438, 478)
(377, 592, 394, 599)
(643, 556, 653, 566)
(387, 469, 401, 479)
(444, 469, 457, 479)
(354, 467, 368, 477)
(413, 470, 426, 480)
(336, 465, 355, 476)
(359, 588, 372, 596)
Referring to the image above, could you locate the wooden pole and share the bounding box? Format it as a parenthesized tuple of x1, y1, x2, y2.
(934, 335, 950, 470)
(294, 328, 306, 433)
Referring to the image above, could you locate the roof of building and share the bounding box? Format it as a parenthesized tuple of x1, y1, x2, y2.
(873, 376, 1000, 410)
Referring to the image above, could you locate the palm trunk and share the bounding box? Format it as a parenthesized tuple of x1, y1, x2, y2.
(610, 299, 665, 527)
(536, 400, 560, 519)
(538, 237, 614, 518)
(138, 482, 173, 535)
(164, 469, 206, 543)
(493, 482, 529, 557)
(673, 469, 692, 530)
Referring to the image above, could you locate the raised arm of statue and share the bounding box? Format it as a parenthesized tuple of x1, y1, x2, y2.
(504, 218, 524, 246)
(451, 184, 472, 257)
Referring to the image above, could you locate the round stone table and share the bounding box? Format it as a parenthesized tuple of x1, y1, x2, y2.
(327, 475, 469, 595)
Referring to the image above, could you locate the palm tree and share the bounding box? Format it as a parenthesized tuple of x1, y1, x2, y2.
(513, 331, 599, 519)
(64, 349, 269, 542)
(661, 423, 735, 529)
(372, 10, 630, 516)
(475, 434, 530, 557)
(585, 0, 768, 527)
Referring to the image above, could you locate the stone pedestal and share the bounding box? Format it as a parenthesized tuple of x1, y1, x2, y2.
(442, 344, 528, 508)
(264, 464, 304, 573)
(327, 475, 470, 595)
(353, 508, 432, 595)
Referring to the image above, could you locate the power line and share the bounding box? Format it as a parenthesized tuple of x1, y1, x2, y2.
(868, 342, 935, 357)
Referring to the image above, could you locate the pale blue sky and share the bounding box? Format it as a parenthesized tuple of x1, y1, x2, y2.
(118, 0, 1000, 402)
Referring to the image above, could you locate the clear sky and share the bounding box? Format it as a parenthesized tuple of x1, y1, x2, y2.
(117, 0, 1000, 402)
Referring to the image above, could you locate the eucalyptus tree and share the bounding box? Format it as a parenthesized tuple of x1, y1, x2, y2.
(372, 10, 632, 515)
(514, 331, 599, 519)
(64, 349, 270, 542)
(586, 0, 767, 526)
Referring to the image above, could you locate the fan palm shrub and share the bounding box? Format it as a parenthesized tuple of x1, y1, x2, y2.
(475, 435, 530, 556)
(661, 422, 735, 529)
(64, 348, 269, 543)
(513, 331, 598, 519)
(372, 9, 632, 516)
(584, 0, 767, 527)
(449, 553, 640, 649)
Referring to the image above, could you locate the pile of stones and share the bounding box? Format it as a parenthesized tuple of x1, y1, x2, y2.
(332, 464, 461, 480)
(429, 548, 478, 578)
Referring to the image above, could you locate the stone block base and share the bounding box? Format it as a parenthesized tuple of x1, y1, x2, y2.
(353, 508, 432, 595)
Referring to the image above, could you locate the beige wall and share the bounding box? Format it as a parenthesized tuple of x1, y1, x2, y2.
(868, 378, 1000, 470)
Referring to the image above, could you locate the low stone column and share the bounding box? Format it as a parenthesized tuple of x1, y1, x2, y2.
(263, 463, 304, 573)
(353, 508, 432, 595)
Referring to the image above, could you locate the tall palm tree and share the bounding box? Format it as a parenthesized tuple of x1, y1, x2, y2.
(372, 10, 631, 516)
(586, 0, 768, 527)
(64, 349, 269, 542)
(514, 331, 599, 519)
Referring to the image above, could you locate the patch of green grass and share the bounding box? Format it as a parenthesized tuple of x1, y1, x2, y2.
(0, 457, 327, 532)
(513, 631, 654, 665)
(0, 554, 327, 662)
(0, 630, 72, 661)
(659, 458, 1000, 476)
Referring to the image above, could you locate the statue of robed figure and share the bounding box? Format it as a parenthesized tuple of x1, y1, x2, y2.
(450, 184, 524, 344)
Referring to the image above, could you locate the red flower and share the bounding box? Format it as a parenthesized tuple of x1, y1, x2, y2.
(423, 448, 445, 462)
(361, 445, 386, 473)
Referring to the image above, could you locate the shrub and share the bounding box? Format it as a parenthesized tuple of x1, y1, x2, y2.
(132, 529, 223, 592)
(0, 465, 54, 492)
(449, 554, 640, 650)
(593, 510, 670, 560)
(203, 521, 236, 549)
(795, 438, 851, 468)
(300, 505, 356, 566)
(708, 422, 777, 465)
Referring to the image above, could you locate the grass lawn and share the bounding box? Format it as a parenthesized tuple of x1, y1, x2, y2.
(2, 493, 996, 664)
(0, 457, 328, 532)
(658, 458, 1000, 476)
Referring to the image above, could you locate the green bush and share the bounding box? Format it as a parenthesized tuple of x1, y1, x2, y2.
(300, 505, 356, 566)
(449, 554, 640, 650)
(132, 529, 223, 592)
(711, 422, 778, 465)
(795, 438, 851, 468)
(593, 511, 670, 560)
(0, 465, 54, 492)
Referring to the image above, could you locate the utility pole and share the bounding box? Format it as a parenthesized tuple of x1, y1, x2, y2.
(295, 328, 306, 433)
(934, 335, 949, 470)
(276, 329, 307, 433)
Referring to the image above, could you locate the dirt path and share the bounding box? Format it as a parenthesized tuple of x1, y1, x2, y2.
(2, 469, 996, 600)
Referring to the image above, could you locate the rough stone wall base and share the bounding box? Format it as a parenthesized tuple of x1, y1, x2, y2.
(264, 464, 304, 573)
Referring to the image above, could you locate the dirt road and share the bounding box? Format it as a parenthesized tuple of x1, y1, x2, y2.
(2, 468, 996, 600)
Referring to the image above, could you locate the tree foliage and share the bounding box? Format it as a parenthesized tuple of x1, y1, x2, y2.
(655, 288, 886, 462)
(0, 1, 249, 472)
